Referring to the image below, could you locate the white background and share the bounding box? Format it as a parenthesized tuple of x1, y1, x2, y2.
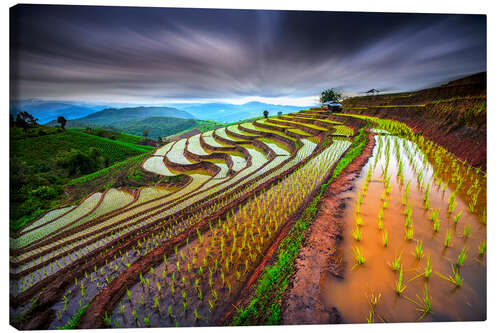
(1, 0, 498, 332)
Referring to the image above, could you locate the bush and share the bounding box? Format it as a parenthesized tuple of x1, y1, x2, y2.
(30, 185, 59, 200)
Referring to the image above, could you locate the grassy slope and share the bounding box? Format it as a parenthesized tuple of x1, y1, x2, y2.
(10, 126, 155, 230)
(232, 128, 368, 325)
(164, 119, 224, 139)
(76, 128, 147, 145)
(13, 129, 152, 167)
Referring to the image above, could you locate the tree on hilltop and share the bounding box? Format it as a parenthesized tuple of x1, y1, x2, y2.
(320, 88, 343, 103)
(263, 110, 269, 119)
(57, 116, 67, 130)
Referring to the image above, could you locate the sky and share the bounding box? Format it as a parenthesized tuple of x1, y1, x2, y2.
(10, 5, 486, 106)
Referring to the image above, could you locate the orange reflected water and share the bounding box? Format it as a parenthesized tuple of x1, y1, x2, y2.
(321, 134, 486, 323)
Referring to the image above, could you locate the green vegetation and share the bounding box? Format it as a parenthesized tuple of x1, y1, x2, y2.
(320, 88, 343, 103)
(109, 117, 198, 138)
(164, 119, 223, 140)
(79, 128, 146, 144)
(10, 125, 154, 231)
(232, 128, 368, 325)
(56, 303, 89, 329)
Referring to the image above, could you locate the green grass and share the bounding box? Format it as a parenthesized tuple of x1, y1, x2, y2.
(232, 128, 368, 325)
(13, 129, 152, 169)
(164, 120, 224, 140)
(77, 128, 147, 145)
(55, 303, 89, 329)
(69, 153, 149, 185)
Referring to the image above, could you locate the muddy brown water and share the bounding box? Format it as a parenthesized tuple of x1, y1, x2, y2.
(321, 134, 486, 323)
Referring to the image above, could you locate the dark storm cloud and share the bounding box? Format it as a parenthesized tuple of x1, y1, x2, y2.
(10, 5, 486, 103)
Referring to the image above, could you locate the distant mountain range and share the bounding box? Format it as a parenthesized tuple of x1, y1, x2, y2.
(11, 99, 310, 124)
(10, 99, 109, 124)
(42, 106, 197, 138)
(165, 101, 308, 122)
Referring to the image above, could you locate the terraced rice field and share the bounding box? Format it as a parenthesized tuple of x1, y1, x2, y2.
(10, 109, 352, 328)
(9, 109, 486, 329)
(320, 115, 486, 323)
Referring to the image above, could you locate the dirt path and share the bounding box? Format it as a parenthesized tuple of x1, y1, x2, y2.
(281, 132, 375, 325)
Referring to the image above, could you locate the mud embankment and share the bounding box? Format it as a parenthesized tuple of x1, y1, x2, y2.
(281, 132, 376, 325)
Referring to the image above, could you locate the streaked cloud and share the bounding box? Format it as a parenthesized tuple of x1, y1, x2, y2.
(10, 5, 486, 105)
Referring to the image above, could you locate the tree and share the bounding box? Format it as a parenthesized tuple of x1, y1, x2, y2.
(143, 129, 149, 138)
(158, 136, 163, 143)
(263, 110, 269, 119)
(15, 111, 38, 132)
(57, 116, 67, 130)
(320, 88, 343, 103)
(278, 111, 282, 116)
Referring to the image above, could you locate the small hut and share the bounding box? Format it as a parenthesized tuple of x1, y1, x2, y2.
(321, 101, 342, 112)
(364, 88, 380, 95)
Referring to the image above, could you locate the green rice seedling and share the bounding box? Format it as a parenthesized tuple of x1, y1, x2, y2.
(143, 316, 150, 327)
(168, 305, 173, 319)
(468, 201, 475, 213)
(389, 252, 403, 271)
(378, 218, 384, 231)
(457, 246, 467, 267)
(444, 229, 452, 248)
(482, 208, 486, 225)
(367, 308, 375, 323)
(405, 225, 414, 241)
(356, 193, 362, 214)
(405, 214, 412, 228)
(402, 182, 411, 205)
(463, 225, 471, 238)
(352, 246, 365, 266)
(404, 285, 432, 320)
(355, 215, 363, 227)
(127, 289, 131, 301)
(104, 312, 111, 327)
(194, 308, 200, 321)
(208, 299, 214, 312)
(414, 241, 423, 259)
(382, 230, 388, 247)
(395, 266, 407, 295)
(132, 309, 138, 323)
(436, 264, 462, 287)
(367, 292, 381, 308)
(405, 205, 413, 217)
(454, 210, 463, 224)
(478, 240, 486, 256)
(433, 217, 440, 233)
(353, 226, 362, 241)
(383, 200, 389, 209)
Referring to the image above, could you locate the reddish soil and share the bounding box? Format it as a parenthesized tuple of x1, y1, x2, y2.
(281, 132, 375, 325)
(341, 72, 486, 170)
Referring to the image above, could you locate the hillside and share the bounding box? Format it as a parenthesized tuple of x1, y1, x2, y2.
(45, 106, 195, 126)
(9, 126, 155, 230)
(103, 116, 198, 138)
(341, 71, 486, 169)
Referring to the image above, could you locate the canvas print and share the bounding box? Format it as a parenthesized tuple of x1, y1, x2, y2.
(9, 4, 486, 329)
